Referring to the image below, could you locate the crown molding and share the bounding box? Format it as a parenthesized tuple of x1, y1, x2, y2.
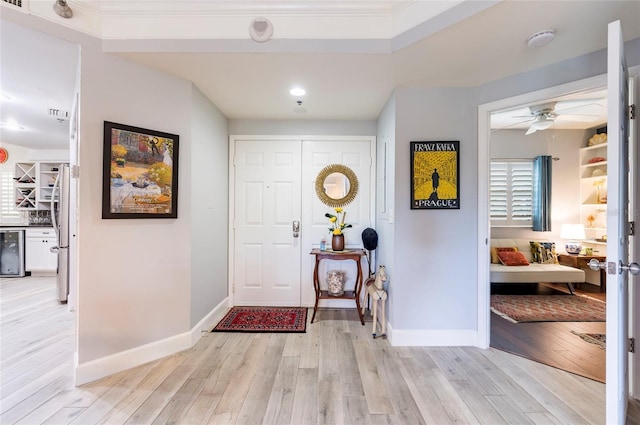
(2, 0, 497, 47)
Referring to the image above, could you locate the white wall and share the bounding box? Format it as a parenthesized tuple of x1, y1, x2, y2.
(391, 87, 476, 335)
(190, 87, 229, 327)
(229, 119, 377, 136)
(26, 149, 69, 162)
(77, 42, 193, 363)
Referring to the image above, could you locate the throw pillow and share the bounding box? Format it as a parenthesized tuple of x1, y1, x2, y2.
(491, 247, 518, 264)
(529, 241, 542, 263)
(497, 251, 530, 266)
(537, 242, 558, 264)
(530, 241, 558, 264)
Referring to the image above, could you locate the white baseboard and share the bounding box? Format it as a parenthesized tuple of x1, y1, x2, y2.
(75, 297, 229, 386)
(189, 297, 231, 343)
(387, 322, 479, 347)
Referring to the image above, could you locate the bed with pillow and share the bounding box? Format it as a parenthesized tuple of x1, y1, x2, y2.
(490, 238, 585, 294)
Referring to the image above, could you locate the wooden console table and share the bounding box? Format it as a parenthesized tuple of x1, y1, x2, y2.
(309, 248, 366, 325)
(557, 253, 607, 292)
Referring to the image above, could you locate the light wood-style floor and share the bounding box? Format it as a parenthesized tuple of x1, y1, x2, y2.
(3, 276, 640, 425)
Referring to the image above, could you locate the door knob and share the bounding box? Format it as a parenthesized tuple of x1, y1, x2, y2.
(292, 220, 300, 238)
(588, 259, 605, 271)
(619, 261, 640, 275)
(588, 258, 617, 275)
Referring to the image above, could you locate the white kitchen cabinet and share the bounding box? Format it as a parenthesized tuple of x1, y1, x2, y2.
(14, 161, 67, 211)
(25, 228, 58, 273)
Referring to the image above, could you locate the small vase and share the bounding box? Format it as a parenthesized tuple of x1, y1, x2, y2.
(327, 270, 345, 296)
(331, 234, 345, 251)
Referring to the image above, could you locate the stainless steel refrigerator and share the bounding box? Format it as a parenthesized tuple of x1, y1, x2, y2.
(51, 164, 70, 303)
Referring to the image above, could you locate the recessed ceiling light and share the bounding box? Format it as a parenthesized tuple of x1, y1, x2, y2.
(0, 122, 25, 131)
(527, 29, 555, 48)
(290, 87, 306, 96)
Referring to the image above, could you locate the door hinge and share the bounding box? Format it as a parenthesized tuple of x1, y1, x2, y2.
(630, 221, 636, 236)
(630, 338, 636, 353)
(630, 104, 636, 120)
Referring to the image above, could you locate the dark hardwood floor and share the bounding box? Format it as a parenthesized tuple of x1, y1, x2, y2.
(490, 282, 606, 383)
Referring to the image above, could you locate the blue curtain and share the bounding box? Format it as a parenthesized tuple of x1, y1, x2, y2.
(532, 155, 552, 231)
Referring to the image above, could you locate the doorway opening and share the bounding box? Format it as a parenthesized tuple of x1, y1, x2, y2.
(477, 75, 609, 382)
(0, 19, 81, 387)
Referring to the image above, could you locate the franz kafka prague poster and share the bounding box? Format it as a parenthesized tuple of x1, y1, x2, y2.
(410, 141, 460, 209)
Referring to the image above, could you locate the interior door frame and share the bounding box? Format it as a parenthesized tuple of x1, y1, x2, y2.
(228, 135, 376, 307)
(478, 68, 640, 396)
(477, 73, 608, 348)
(629, 76, 640, 400)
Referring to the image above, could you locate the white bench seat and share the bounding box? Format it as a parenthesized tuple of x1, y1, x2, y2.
(490, 239, 585, 292)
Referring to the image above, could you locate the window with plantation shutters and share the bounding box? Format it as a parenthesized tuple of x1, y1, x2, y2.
(0, 170, 25, 224)
(490, 161, 533, 227)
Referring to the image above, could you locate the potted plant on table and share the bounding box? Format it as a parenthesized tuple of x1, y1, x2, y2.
(325, 207, 352, 251)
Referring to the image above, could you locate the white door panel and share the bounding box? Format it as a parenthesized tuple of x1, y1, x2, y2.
(233, 140, 301, 306)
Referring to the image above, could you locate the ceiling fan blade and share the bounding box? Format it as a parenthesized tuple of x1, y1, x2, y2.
(554, 115, 600, 122)
(554, 102, 605, 116)
(491, 117, 535, 131)
(525, 126, 537, 135)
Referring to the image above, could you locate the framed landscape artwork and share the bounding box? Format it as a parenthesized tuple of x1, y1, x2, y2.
(410, 141, 460, 210)
(102, 121, 179, 219)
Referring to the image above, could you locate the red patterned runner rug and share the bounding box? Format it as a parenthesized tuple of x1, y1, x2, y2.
(490, 294, 606, 323)
(212, 306, 307, 333)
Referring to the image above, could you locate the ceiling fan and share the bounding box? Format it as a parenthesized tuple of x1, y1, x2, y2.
(493, 99, 605, 135)
(525, 103, 558, 135)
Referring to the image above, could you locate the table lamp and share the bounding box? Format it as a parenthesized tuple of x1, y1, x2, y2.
(561, 223, 586, 255)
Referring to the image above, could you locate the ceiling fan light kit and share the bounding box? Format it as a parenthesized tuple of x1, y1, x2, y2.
(527, 29, 555, 48)
(525, 115, 554, 135)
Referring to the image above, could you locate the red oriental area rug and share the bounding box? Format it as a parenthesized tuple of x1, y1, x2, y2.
(490, 294, 606, 323)
(212, 307, 307, 333)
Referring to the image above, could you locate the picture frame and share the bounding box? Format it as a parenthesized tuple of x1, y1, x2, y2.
(410, 141, 460, 209)
(102, 121, 179, 219)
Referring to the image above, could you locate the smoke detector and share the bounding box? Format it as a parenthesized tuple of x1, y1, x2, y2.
(249, 17, 274, 43)
(53, 0, 73, 18)
(294, 100, 306, 113)
(527, 29, 555, 48)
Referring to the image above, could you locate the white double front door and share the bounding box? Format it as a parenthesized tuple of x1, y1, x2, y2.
(230, 136, 374, 307)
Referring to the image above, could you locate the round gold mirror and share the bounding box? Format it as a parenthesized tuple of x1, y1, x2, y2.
(315, 164, 359, 207)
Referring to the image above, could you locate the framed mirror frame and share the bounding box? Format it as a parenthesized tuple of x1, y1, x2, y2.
(315, 163, 359, 207)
